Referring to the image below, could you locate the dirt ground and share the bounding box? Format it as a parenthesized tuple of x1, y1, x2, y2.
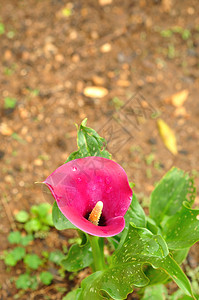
(0, 0, 199, 299)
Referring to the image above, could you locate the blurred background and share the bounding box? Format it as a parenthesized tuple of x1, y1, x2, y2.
(0, 0, 199, 298)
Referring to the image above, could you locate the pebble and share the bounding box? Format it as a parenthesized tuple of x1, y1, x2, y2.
(0, 150, 5, 159)
(116, 79, 130, 87)
(100, 43, 112, 53)
(0, 123, 13, 136)
(34, 158, 43, 166)
(83, 86, 108, 98)
(92, 75, 105, 86)
(98, 0, 112, 5)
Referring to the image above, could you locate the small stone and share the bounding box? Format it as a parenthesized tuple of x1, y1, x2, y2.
(148, 138, 157, 145)
(0, 150, 5, 159)
(116, 79, 130, 87)
(26, 136, 33, 143)
(21, 126, 28, 135)
(92, 75, 105, 86)
(5, 175, 14, 184)
(76, 81, 84, 93)
(100, 43, 112, 53)
(55, 54, 64, 62)
(91, 31, 99, 39)
(187, 7, 195, 15)
(0, 123, 13, 136)
(4, 50, 12, 60)
(98, 0, 112, 6)
(69, 30, 77, 40)
(179, 149, 188, 155)
(34, 159, 43, 166)
(83, 86, 108, 98)
(72, 54, 80, 63)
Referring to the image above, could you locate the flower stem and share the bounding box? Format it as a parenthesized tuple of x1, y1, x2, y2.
(88, 235, 105, 272)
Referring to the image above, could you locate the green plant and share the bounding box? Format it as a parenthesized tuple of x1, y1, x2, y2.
(15, 203, 53, 234)
(43, 119, 199, 299)
(4, 97, 17, 109)
(0, 204, 63, 292)
(0, 22, 5, 35)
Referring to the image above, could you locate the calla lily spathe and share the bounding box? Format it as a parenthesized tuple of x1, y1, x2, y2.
(44, 157, 132, 237)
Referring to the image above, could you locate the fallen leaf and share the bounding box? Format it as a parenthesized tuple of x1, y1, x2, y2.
(157, 118, 178, 155)
(174, 107, 189, 118)
(166, 89, 189, 107)
(83, 86, 108, 98)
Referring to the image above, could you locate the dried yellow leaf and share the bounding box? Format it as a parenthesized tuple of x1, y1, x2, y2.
(170, 89, 189, 107)
(157, 118, 178, 155)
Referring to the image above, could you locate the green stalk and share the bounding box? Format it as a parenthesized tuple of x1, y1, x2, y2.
(88, 235, 105, 272)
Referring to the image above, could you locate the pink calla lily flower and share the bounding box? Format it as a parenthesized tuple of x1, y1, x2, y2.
(44, 157, 132, 237)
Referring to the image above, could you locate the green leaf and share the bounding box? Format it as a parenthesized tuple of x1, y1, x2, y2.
(16, 273, 38, 290)
(24, 254, 42, 269)
(118, 193, 146, 249)
(66, 119, 111, 162)
(78, 225, 193, 300)
(126, 193, 146, 228)
(42, 212, 53, 227)
(61, 240, 93, 272)
(40, 271, 53, 285)
(12, 247, 26, 261)
(0, 23, 5, 35)
(63, 289, 82, 300)
(31, 203, 51, 218)
(8, 231, 21, 244)
(150, 167, 194, 225)
(4, 97, 17, 109)
(146, 217, 161, 235)
(4, 252, 17, 266)
(162, 202, 199, 249)
(171, 248, 189, 265)
(49, 250, 65, 265)
(24, 218, 41, 232)
(169, 288, 195, 300)
(5, 247, 26, 266)
(142, 284, 168, 300)
(15, 210, 29, 223)
(52, 202, 77, 230)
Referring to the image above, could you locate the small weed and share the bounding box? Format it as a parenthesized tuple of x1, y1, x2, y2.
(145, 153, 155, 166)
(40, 271, 53, 285)
(24, 254, 42, 269)
(11, 133, 26, 144)
(160, 29, 173, 38)
(4, 97, 17, 109)
(7, 30, 15, 39)
(112, 97, 124, 110)
(49, 250, 65, 265)
(15, 203, 53, 234)
(0, 23, 5, 35)
(151, 110, 161, 119)
(0, 203, 66, 292)
(146, 168, 152, 179)
(160, 26, 191, 41)
(16, 273, 38, 290)
(4, 64, 17, 76)
(167, 44, 175, 59)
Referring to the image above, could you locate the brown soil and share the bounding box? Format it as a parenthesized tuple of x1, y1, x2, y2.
(0, 0, 199, 299)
